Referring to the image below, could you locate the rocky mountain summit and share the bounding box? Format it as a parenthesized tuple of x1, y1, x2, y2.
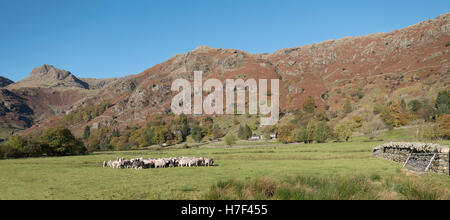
(8, 64, 117, 90)
(8, 64, 89, 89)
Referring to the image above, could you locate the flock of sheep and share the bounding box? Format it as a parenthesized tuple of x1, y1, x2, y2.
(102, 157, 215, 169)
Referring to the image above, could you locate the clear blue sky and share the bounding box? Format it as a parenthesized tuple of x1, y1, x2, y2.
(0, 0, 448, 82)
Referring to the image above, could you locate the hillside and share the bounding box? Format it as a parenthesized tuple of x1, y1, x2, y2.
(3, 13, 449, 138)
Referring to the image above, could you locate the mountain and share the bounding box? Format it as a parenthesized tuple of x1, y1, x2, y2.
(6, 13, 450, 138)
(0, 76, 14, 88)
(7, 65, 116, 90)
(0, 65, 118, 137)
(8, 64, 89, 89)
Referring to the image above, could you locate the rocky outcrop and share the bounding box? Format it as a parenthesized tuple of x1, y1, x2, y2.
(373, 142, 449, 175)
(80, 78, 117, 90)
(0, 77, 14, 88)
(0, 89, 33, 116)
(0, 89, 34, 129)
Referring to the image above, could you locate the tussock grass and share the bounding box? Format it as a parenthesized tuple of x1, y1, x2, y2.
(205, 175, 450, 200)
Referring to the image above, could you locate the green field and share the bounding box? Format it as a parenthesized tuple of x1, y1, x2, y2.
(0, 139, 449, 200)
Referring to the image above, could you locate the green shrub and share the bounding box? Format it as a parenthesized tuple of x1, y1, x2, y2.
(407, 99, 423, 113)
(418, 124, 441, 141)
(22, 142, 43, 157)
(295, 127, 307, 143)
(40, 127, 87, 156)
(191, 125, 203, 143)
(237, 124, 252, 140)
(223, 133, 236, 147)
(0, 144, 22, 158)
(343, 98, 353, 114)
(434, 91, 449, 118)
(314, 121, 330, 143)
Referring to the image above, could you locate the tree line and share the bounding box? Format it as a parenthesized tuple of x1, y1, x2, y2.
(275, 90, 449, 144)
(84, 114, 226, 152)
(0, 127, 87, 159)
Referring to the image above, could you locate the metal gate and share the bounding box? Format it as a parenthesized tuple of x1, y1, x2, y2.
(402, 153, 437, 173)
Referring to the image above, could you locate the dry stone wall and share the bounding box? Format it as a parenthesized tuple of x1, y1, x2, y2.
(373, 142, 449, 175)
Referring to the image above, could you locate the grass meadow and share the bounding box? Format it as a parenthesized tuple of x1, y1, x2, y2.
(0, 129, 449, 200)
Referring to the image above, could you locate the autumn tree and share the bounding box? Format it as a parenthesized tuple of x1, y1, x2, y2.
(381, 100, 410, 127)
(352, 115, 363, 128)
(333, 120, 354, 142)
(277, 125, 295, 144)
(436, 114, 450, 139)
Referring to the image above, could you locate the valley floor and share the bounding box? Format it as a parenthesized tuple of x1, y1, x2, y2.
(0, 139, 449, 200)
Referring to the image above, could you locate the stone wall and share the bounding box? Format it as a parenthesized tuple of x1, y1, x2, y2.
(373, 142, 449, 175)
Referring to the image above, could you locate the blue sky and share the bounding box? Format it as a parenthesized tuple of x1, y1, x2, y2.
(0, 0, 448, 82)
